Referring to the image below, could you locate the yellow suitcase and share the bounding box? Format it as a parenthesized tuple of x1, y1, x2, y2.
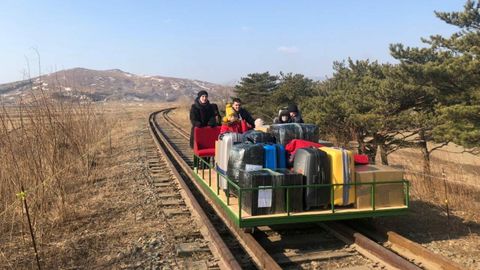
(319, 147, 355, 206)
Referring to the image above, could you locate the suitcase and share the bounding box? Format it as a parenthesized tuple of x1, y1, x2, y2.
(217, 132, 243, 190)
(227, 143, 264, 194)
(270, 123, 319, 146)
(285, 139, 324, 165)
(293, 148, 331, 210)
(242, 130, 276, 144)
(219, 132, 243, 142)
(319, 147, 355, 206)
(263, 144, 287, 169)
(239, 169, 278, 216)
(273, 169, 304, 212)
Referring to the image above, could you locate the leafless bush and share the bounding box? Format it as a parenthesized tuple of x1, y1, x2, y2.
(0, 89, 109, 240)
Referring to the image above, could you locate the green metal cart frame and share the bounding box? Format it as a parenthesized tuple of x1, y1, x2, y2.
(193, 155, 409, 228)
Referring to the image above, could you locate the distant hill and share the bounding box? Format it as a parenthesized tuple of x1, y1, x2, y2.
(0, 68, 233, 103)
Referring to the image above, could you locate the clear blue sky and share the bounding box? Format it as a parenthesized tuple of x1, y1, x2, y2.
(0, 0, 467, 84)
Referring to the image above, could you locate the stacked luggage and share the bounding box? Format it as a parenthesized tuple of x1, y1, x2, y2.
(212, 123, 406, 217)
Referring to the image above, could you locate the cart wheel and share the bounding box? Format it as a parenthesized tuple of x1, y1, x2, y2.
(242, 227, 255, 234)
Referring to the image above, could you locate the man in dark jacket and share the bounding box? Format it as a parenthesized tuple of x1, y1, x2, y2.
(231, 98, 255, 129)
(189, 90, 219, 148)
(287, 104, 304, 123)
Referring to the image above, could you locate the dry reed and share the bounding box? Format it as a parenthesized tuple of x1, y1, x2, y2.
(0, 88, 109, 244)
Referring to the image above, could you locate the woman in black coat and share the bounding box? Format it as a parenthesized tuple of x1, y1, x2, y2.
(189, 90, 219, 148)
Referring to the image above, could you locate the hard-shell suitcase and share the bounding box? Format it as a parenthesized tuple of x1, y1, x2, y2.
(319, 147, 355, 206)
(217, 132, 243, 189)
(273, 169, 304, 212)
(227, 143, 264, 188)
(219, 132, 243, 142)
(239, 169, 278, 216)
(263, 144, 287, 169)
(285, 139, 324, 166)
(270, 123, 319, 146)
(242, 130, 276, 144)
(293, 148, 331, 210)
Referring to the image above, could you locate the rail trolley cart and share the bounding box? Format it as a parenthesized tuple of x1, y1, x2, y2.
(192, 154, 410, 229)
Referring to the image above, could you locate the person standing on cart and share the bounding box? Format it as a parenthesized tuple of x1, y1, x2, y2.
(287, 104, 304, 123)
(189, 90, 219, 148)
(231, 98, 255, 130)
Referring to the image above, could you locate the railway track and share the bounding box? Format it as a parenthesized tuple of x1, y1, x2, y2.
(148, 107, 466, 270)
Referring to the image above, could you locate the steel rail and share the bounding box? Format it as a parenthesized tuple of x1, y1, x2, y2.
(149, 111, 241, 270)
(152, 109, 282, 270)
(386, 231, 465, 270)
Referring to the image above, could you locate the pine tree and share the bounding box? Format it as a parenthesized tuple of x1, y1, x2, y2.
(391, 0, 480, 149)
(234, 72, 278, 120)
(270, 72, 315, 110)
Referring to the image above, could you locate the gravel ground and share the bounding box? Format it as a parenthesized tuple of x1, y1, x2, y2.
(0, 103, 211, 269)
(374, 201, 480, 270)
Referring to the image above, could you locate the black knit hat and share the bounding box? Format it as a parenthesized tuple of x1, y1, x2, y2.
(197, 90, 208, 98)
(287, 104, 298, 113)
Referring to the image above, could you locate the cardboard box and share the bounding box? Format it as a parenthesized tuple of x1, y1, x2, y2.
(375, 183, 405, 208)
(254, 125, 270, 133)
(355, 164, 403, 183)
(354, 165, 405, 208)
(356, 185, 373, 209)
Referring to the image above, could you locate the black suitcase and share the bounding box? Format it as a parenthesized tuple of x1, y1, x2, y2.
(293, 148, 331, 210)
(273, 169, 304, 213)
(269, 123, 319, 146)
(242, 130, 276, 144)
(239, 169, 278, 216)
(227, 143, 264, 196)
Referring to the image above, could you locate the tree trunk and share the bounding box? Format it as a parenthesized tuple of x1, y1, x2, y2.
(380, 144, 389, 165)
(418, 130, 432, 181)
(364, 142, 377, 164)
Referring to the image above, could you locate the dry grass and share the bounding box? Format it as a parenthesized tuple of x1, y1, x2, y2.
(0, 100, 173, 269)
(0, 91, 111, 252)
(389, 148, 480, 221)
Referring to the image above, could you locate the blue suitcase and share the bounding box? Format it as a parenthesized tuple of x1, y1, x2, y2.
(263, 144, 287, 169)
